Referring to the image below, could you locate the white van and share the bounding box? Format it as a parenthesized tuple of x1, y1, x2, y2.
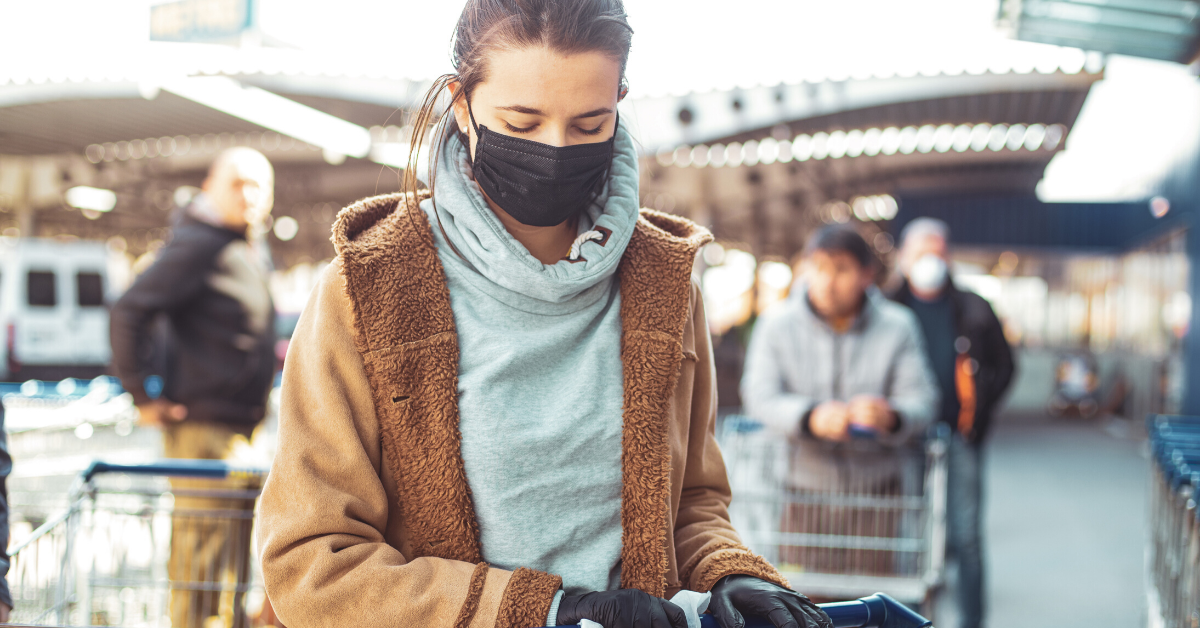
(0, 238, 112, 381)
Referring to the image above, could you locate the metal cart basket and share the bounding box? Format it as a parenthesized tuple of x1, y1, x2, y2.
(7, 460, 269, 628)
(6, 459, 932, 628)
(1147, 414, 1200, 628)
(718, 416, 948, 611)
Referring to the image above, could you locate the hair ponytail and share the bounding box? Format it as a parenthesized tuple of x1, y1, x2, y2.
(402, 73, 459, 217)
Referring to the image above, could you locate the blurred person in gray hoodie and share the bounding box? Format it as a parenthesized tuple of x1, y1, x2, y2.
(741, 225, 938, 575)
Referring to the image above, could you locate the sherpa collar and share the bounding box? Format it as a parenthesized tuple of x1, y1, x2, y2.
(332, 192, 712, 598)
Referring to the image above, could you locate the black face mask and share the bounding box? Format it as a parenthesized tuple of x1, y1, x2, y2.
(464, 99, 617, 227)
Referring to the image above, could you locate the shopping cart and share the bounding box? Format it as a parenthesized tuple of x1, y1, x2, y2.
(6, 459, 932, 628)
(1146, 414, 1200, 628)
(718, 416, 948, 614)
(6, 459, 269, 628)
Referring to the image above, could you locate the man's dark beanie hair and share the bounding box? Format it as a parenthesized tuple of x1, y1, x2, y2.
(803, 225, 875, 269)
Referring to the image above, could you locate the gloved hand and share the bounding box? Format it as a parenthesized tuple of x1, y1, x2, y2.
(708, 575, 833, 628)
(557, 589, 689, 628)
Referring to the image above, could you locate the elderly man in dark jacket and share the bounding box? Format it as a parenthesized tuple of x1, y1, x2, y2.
(888, 217, 1015, 628)
(110, 147, 276, 628)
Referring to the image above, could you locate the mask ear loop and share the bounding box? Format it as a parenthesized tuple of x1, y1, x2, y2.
(587, 109, 620, 212)
(463, 98, 485, 156)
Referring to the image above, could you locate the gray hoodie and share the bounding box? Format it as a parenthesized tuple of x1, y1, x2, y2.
(421, 121, 641, 598)
(740, 285, 939, 489)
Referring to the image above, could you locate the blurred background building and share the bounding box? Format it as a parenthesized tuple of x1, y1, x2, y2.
(3, 1, 1198, 416)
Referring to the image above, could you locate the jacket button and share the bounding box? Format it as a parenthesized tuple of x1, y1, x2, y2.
(954, 336, 971, 353)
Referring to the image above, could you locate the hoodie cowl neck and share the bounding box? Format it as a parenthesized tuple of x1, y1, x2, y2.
(421, 121, 640, 313)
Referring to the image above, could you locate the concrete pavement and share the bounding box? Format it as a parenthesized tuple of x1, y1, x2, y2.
(977, 415, 1149, 627)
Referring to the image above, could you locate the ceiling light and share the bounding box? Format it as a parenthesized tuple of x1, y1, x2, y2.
(65, 186, 116, 212)
(161, 76, 372, 159)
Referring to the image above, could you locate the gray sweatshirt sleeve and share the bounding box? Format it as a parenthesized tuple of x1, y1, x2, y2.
(741, 311, 816, 436)
(882, 310, 940, 445)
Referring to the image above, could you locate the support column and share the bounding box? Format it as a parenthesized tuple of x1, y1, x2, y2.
(16, 203, 33, 237)
(1181, 220, 1200, 415)
(0, 156, 32, 236)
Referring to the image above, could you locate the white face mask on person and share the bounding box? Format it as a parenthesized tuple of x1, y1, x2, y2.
(908, 254, 948, 292)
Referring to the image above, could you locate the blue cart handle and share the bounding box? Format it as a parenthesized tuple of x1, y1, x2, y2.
(703, 593, 928, 628)
(555, 593, 930, 628)
(81, 459, 269, 483)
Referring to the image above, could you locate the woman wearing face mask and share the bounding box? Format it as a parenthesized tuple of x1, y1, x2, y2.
(256, 2, 832, 628)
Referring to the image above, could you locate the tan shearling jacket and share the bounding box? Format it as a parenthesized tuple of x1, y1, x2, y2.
(257, 192, 787, 628)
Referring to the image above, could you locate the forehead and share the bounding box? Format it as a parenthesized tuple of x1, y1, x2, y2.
(473, 46, 621, 114)
(809, 249, 864, 269)
(905, 233, 947, 252)
(212, 152, 273, 185)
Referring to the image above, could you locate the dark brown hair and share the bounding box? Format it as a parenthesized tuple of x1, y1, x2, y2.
(804, 224, 878, 270)
(402, 0, 633, 218)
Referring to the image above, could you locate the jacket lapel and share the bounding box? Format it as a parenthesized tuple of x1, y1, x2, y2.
(334, 192, 484, 563)
(335, 197, 712, 588)
(616, 211, 712, 596)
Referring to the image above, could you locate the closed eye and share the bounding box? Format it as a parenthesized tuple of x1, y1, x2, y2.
(578, 124, 606, 136)
(503, 121, 537, 134)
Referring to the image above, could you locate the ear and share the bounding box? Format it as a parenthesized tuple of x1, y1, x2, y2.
(861, 263, 879, 289)
(261, 187, 275, 215)
(448, 80, 470, 137)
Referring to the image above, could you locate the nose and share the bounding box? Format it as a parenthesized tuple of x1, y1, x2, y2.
(544, 125, 570, 148)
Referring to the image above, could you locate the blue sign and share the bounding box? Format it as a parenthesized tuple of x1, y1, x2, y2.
(150, 0, 255, 44)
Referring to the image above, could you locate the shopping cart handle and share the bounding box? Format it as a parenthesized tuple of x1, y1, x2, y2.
(81, 459, 268, 482)
(697, 593, 928, 628)
(553, 593, 929, 628)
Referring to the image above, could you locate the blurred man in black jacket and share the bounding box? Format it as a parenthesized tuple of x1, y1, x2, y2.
(888, 218, 1014, 628)
(110, 147, 276, 628)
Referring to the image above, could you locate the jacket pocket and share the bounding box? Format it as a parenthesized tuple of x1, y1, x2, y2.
(360, 331, 480, 561)
(363, 331, 459, 409)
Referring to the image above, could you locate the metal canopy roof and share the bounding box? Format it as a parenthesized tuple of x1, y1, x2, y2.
(0, 71, 418, 266)
(0, 77, 410, 156)
(624, 63, 1102, 155)
(998, 0, 1200, 63)
(715, 86, 1093, 145)
(1, 90, 262, 155)
(0, 58, 1104, 266)
(893, 195, 1173, 252)
(638, 69, 1103, 260)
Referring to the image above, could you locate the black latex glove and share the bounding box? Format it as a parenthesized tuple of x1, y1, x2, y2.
(557, 589, 689, 628)
(709, 575, 833, 628)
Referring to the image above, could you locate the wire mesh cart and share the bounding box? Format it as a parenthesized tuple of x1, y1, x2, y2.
(5, 458, 933, 628)
(718, 416, 948, 614)
(6, 459, 269, 628)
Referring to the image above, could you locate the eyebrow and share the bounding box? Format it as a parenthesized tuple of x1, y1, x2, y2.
(496, 105, 614, 119)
